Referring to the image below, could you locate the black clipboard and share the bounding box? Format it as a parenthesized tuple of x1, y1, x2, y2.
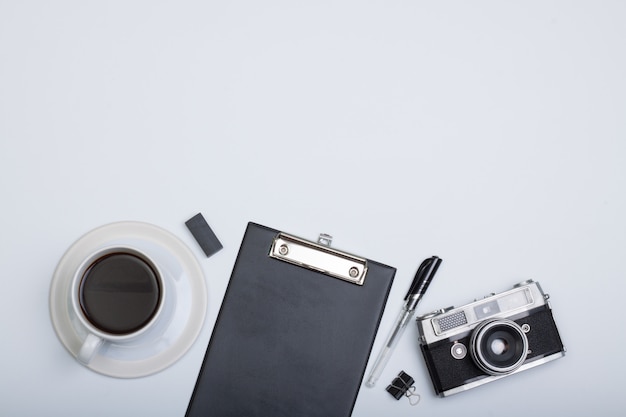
(186, 223, 396, 417)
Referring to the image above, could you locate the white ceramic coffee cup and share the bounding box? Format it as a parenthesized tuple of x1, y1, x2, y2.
(70, 245, 166, 364)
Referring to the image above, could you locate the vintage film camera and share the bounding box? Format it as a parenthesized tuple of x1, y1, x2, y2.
(415, 280, 565, 397)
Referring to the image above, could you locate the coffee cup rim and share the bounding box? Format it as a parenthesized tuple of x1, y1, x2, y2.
(70, 245, 167, 342)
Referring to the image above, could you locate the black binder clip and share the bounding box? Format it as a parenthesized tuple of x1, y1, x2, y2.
(386, 371, 420, 406)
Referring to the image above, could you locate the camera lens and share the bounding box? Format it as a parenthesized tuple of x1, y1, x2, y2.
(470, 319, 528, 376)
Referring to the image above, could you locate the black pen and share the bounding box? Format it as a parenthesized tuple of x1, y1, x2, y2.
(365, 256, 442, 387)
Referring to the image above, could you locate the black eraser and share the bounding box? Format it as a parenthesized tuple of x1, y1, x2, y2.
(185, 213, 223, 258)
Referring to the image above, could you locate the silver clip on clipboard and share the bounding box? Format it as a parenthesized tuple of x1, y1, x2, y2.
(269, 233, 368, 285)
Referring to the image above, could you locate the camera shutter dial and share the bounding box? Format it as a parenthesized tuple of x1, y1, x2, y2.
(450, 342, 467, 360)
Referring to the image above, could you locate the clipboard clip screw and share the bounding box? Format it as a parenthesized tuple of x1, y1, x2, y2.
(349, 267, 360, 278)
(278, 244, 289, 256)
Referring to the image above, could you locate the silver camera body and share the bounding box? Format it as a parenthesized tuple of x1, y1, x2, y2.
(416, 280, 565, 397)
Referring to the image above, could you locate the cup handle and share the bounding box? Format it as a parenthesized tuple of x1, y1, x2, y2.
(77, 333, 104, 364)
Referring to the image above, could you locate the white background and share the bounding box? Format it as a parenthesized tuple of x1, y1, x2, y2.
(1, 1, 624, 416)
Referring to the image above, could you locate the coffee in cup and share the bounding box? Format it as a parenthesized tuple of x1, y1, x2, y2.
(71, 246, 166, 364)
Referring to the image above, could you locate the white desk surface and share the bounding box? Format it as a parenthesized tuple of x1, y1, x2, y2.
(1, 2, 624, 416)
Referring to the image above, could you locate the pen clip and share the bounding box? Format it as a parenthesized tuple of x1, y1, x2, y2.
(406, 256, 442, 301)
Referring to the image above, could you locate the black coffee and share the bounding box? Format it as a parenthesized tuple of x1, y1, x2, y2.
(79, 252, 161, 335)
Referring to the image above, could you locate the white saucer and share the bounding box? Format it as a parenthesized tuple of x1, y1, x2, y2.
(49, 221, 207, 378)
